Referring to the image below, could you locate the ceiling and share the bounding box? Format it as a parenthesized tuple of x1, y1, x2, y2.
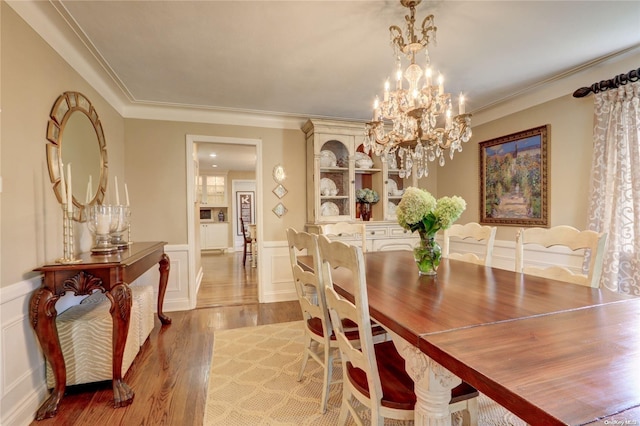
(55, 0, 640, 121)
(196, 142, 256, 172)
(19, 1, 640, 169)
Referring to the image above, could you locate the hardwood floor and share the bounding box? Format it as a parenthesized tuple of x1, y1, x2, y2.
(30, 252, 302, 426)
(196, 250, 258, 307)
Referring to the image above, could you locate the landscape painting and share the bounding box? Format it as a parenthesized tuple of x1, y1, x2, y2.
(479, 125, 549, 226)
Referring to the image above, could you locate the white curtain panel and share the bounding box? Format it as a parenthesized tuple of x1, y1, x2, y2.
(587, 82, 640, 295)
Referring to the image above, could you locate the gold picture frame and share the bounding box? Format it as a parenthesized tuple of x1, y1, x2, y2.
(479, 125, 549, 227)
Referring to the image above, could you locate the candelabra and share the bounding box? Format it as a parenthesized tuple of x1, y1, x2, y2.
(56, 204, 82, 264)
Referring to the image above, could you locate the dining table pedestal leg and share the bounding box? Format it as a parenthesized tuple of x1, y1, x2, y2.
(390, 332, 461, 426)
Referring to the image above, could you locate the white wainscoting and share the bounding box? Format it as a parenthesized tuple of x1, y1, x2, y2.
(0, 244, 189, 425)
(259, 240, 297, 303)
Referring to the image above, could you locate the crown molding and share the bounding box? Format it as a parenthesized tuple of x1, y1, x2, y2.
(10, 1, 640, 130)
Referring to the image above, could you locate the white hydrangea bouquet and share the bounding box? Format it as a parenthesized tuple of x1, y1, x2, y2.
(396, 187, 466, 275)
(355, 188, 379, 204)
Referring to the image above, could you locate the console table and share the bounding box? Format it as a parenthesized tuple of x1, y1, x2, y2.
(30, 242, 171, 420)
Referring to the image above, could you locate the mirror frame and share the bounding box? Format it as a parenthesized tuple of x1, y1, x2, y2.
(46, 91, 108, 222)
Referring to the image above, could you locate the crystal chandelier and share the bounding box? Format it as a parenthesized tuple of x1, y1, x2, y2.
(364, 0, 472, 178)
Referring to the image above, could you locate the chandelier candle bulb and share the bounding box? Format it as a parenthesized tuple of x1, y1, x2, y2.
(459, 94, 465, 115)
(125, 183, 130, 206)
(438, 74, 444, 95)
(384, 80, 390, 101)
(446, 109, 452, 128)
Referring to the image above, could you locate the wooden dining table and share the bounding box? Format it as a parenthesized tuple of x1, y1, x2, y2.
(297, 250, 640, 425)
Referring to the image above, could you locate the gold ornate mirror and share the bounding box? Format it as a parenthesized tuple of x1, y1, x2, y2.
(46, 91, 108, 221)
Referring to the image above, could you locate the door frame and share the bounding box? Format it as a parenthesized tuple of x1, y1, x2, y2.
(185, 134, 263, 307)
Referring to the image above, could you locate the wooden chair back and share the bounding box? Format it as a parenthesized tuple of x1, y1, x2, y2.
(317, 234, 398, 422)
(286, 228, 328, 328)
(515, 225, 607, 288)
(240, 217, 252, 243)
(318, 234, 479, 424)
(285, 228, 336, 413)
(443, 222, 497, 267)
(320, 222, 367, 253)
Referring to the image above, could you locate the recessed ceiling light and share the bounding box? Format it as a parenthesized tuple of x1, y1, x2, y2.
(212, 164, 218, 168)
(209, 153, 217, 157)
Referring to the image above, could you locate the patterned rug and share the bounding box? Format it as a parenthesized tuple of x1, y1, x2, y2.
(204, 321, 527, 425)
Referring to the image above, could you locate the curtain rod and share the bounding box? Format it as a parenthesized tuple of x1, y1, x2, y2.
(573, 67, 640, 98)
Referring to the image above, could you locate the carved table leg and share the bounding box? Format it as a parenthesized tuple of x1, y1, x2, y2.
(29, 288, 65, 420)
(157, 253, 171, 325)
(389, 331, 461, 426)
(107, 284, 135, 408)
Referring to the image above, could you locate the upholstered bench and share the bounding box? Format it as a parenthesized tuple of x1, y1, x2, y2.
(45, 285, 155, 388)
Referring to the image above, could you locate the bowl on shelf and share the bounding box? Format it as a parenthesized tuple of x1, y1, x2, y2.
(319, 150, 337, 167)
(354, 152, 373, 169)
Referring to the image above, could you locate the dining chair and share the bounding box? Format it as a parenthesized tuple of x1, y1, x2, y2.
(443, 222, 497, 267)
(320, 222, 367, 253)
(286, 228, 386, 414)
(515, 225, 607, 288)
(317, 234, 479, 426)
(240, 217, 253, 266)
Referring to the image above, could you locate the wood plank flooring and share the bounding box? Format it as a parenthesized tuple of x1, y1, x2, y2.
(196, 251, 258, 307)
(30, 251, 301, 426)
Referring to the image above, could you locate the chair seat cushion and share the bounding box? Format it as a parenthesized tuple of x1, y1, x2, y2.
(347, 340, 416, 410)
(346, 340, 478, 410)
(307, 317, 387, 341)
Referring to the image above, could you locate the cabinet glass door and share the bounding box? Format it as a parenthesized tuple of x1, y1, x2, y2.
(319, 140, 350, 220)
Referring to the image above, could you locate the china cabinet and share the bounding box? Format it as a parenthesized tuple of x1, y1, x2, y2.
(303, 119, 419, 251)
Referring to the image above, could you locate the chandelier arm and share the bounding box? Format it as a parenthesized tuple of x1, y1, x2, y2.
(389, 25, 405, 51)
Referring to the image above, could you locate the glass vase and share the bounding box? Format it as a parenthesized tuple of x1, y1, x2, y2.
(360, 203, 372, 221)
(413, 233, 441, 276)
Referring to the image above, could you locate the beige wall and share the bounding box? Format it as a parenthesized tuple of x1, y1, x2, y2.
(438, 93, 594, 241)
(124, 119, 307, 245)
(0, 3, 125, 287)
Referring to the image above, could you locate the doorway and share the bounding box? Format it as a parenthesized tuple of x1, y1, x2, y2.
(185, 135, 263, 309)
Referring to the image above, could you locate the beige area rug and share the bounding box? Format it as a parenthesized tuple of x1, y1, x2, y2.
(204, 321, 527, 426)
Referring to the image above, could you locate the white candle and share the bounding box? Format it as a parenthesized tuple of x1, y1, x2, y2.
(438, 74, 444, 95)
(125, 183, 130, 207)
(66, 163, 73, 213)
(96, 213, 110, 234)
(114, 176, 120, 205)
(384, 79, 390, 101)
(425, 67, 432, 87)
(86, 180, 91, 204)
(459, 94, 465, 115)
(59, 159, 67, 206)
(446, 109, 452, 128)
